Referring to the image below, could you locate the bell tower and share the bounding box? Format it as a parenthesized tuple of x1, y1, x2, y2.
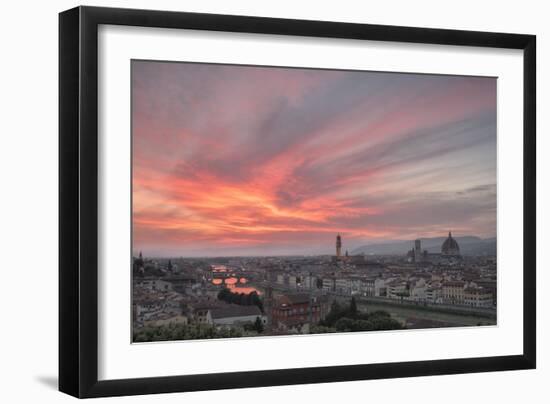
(336, 234, 342, 258)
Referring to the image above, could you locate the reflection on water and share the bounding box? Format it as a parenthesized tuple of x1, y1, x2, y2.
(230, 285, 261, 295)
(210, 276, 260, 295)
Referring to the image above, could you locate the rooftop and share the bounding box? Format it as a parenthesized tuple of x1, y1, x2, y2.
(210, 305, 262, 319)
(278, 293, 312, 305)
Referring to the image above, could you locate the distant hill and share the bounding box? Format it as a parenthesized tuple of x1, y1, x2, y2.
(350, 236, 496, 256)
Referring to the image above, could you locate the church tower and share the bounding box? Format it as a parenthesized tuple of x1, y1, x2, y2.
(414, 239, 422, 262)
(336, 234, 342, 258)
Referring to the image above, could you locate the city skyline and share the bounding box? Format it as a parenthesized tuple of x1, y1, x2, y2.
(132, 232, 495, 259)
(132, 61, 497, 257)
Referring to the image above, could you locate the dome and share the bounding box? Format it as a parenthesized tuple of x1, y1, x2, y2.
(441, 231, 460, 255)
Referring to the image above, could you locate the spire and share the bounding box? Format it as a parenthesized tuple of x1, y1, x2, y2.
(139, 251, 143, 259)
(448, 231, 452, 238)
(336, 234, 342, 257)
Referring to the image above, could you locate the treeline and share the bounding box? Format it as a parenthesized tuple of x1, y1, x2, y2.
(133, 323, 243, 342)
(318, 297, 403, 332)
(217, 288, 264, 313)
(243, 317, 264, 334)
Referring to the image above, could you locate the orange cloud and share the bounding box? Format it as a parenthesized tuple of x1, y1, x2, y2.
(132, 61, 497, 256)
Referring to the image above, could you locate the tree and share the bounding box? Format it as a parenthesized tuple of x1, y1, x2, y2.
(320, 301, 344, 327)
(350, 297, 358, 316)
(310, 325, 337, 334)
(216, 288, 264, 312)
(253, 316, 264, 333)
(250, 292, 264, 313)
(217, 288, 231, 301)
(318, 299, 402, 332)
(133, 323, 244, 342)
(334, 317, 356, 332)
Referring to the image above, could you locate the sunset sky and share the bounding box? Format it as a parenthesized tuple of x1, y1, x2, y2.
(132, 61, 497, 257)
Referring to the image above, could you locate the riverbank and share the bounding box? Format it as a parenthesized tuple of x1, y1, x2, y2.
(357, 300, 496, 328)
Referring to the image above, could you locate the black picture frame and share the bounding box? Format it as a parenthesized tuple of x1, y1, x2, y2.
(59, 5, 536, 398)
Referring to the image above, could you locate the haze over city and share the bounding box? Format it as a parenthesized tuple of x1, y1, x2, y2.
(132, 61, 496, 257)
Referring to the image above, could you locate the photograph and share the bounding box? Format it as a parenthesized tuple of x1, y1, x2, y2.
(0, 0, 543, 401)
(131, 60, 498, 342)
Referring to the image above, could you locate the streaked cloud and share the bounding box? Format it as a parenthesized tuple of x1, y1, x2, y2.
(132, 61, 496, 257)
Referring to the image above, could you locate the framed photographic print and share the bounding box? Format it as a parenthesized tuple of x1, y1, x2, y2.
(59, 6, 536, 398)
